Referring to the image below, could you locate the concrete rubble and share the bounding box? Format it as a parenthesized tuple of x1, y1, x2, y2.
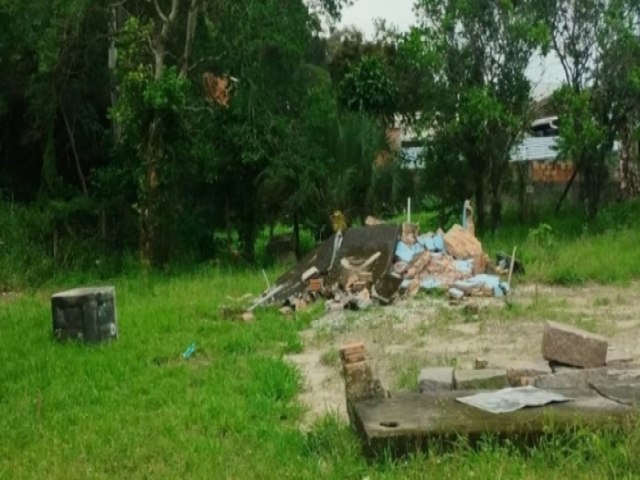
(249, 201, 519, 316)
(414, 320, 637, 395)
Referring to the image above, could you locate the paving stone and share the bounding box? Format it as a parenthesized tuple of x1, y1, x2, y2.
(542, 321, 608, 368)
(454, 369, 508, 390)
(534, 367, 609, 389)
(606, 347, 634, 366)
(504, 360, 553, 386)
(418, 367, 454, 392)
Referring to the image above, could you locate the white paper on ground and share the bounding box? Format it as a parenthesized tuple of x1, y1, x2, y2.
(456, 386, 574, 414)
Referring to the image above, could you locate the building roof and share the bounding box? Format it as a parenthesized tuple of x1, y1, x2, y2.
(511, 136, 620, 163)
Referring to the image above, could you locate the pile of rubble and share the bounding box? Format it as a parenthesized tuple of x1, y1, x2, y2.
(249, 208, 517, 315)
(418, 320, 638, 394)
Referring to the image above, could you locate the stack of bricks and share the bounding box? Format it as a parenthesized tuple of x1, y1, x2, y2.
(339, 342, 386, 423)
(306, 277, 322, 293)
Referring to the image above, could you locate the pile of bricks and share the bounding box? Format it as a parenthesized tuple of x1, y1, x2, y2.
(339, 342, 387, 421)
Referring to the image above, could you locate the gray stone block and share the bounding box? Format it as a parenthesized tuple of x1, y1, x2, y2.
(534, 368, 607, 389)
(534, 367, 640, 389)
(454, 369, 508, 390)
(51, 286, 117, 343)
(505, 360, 553, 386)
(542, 321, 608, 368)
(418, 367, 454, 392)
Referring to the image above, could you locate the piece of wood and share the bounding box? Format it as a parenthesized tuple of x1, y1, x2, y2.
(361, 251, 382, 269)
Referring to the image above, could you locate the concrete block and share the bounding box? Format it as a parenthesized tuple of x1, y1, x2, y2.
(418, 367, 454, 392)
(534, 367, 608, 389)
(606, 347, 634, 366)
(505, 360, 553, 386)
(454, 369, 508, 390)
(51, 286, 117, 343)
(542, 321, 608, 368)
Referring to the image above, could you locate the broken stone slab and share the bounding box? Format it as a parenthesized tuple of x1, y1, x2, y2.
(418, 367, 454, 392)
(606, 347, 634, 366)
(591, 382, 640, 406)
(534, 367, 608, 389)
(505, 360, 553, 386)
(454, 369, 508, 390)
(542, 321, 608, 368)
(372, 272, 403, 304)
(353, 388, 637, 458)
(534, 367, 640, 390)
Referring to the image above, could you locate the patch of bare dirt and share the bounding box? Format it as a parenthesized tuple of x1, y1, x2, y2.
(287, 282, 640, 426)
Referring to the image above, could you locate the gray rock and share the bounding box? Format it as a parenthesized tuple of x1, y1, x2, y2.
(505, 360, 553, 386)
(542, 321, 608, 368)
(51, 286, 117, 343)
(454, 369, 508, 390)
(418, 367, 454, 392)
(606, 347, 634, 366)
(534, 368, 602, 389)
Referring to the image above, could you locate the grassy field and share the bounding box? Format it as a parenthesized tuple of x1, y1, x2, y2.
(2, 266, 640, 479)
(2, 200, 640, 478)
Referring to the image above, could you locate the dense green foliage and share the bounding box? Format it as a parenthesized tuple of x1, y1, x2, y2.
(1, 0, 639, 279)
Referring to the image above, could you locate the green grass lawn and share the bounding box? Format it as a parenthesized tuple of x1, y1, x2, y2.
(2, 267, 640, 479)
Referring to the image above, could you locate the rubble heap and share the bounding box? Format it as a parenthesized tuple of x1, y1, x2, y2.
(249, 211, 517, 315)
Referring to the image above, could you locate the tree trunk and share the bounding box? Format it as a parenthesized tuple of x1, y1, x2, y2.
(140, 115, 162, 267)
(293, 211, 301, 260)
(555, 166, 579, 214)
(618, 122, 640, 199)
(474, 175, 486, 234)
(490, 194, 502, 232)
(108, 3, 121, 140)
(61, 106, 88, 195)
(139, 0, 180, 266)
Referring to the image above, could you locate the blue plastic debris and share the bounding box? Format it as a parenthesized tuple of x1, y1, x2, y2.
(421, 277, 442, 290)
(417, 233, 445, 252)
(395, 241, 425, 263)
(454, 259, 474, 275)
(453, 274, 509, 298)
(182, 342, 196, 359)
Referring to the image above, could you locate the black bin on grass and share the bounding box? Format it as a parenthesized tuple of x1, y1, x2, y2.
(51, 286, 118, 342)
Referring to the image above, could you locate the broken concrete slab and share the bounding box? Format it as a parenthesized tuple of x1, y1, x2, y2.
(372, 272, 403, 304)
(606, 346, 634, 366)
(591, 382, 640, 406)
(534, 367, 610, 389)
(505, 360, 553, 386)
(261, 224, 400, 307)
(454, 369, 508, 390)
(352, 388, 637, 458)
(418, 367, 454, 392)
(542, 321, 608, 368)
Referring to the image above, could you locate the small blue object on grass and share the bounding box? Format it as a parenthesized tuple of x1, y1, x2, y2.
(183, 342, 196, 359)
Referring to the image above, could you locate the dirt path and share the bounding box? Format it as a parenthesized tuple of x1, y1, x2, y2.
(287, 282, 640, 426)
